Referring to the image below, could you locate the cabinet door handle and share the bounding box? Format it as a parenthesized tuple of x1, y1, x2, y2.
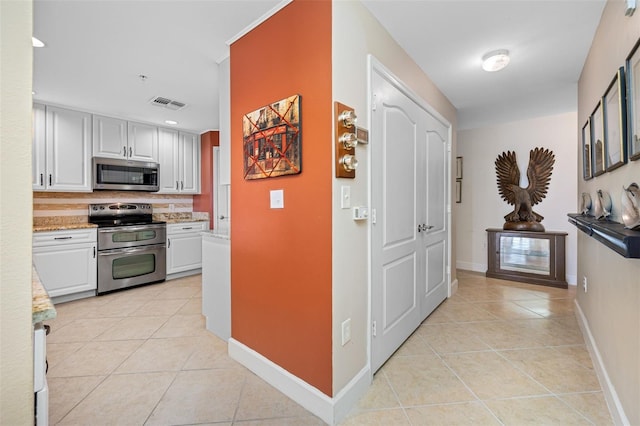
(182, 227, 193, 230)
(123, 146, 127, 157)
(181, 181, 184, 190)
(54, 236, 73, 240)
(168, 238, 171, 248)
(129, 146, 132, 157)
(49, 174, 52, 186)
(40, 173, 44, 186)
(176, 181, 179, 190)
(93, 246, 96, 258)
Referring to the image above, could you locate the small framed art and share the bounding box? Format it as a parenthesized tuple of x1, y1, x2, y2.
(603, 67, 627, 172)
(582, 119, 592, 180)
(626, 37, 640, 160)
(591, 100, 606, 177)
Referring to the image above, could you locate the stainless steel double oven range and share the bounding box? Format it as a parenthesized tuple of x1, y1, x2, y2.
(89, 203, 166, 294)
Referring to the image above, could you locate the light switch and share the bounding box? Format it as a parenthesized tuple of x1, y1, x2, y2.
(270, 189, 284, 209)
(341, 185, 351, 209)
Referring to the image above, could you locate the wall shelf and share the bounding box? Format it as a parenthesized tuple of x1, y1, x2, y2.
(567, 214, 640, 258)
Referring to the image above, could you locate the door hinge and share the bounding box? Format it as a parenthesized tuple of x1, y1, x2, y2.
(372, 320, 377, 337)
(372, 93, 377, 111)
(371, 208, 377, 224)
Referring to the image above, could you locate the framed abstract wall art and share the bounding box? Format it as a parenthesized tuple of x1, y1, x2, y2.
(627, 37, 640, 161)
(243, 95, 302, 180)
(582, 119, 592, 180)
(603, 67, 627, 172)
(591, 100, 606, 177)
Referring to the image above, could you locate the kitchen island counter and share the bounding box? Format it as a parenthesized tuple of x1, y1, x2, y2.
(32, 267, 56, 324)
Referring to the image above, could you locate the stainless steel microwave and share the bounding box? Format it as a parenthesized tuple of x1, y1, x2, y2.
(93, 157, 160, 192)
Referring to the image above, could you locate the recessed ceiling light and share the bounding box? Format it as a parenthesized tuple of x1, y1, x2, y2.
(165, 120, 178, 125)
(32, 37, 45, 48)
(482, 49, 510, 72)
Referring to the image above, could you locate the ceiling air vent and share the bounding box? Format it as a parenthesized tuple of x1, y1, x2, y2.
(149, 96, 187, 111)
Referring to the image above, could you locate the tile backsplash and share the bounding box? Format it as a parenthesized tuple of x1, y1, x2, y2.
(33, 191, 195, 226)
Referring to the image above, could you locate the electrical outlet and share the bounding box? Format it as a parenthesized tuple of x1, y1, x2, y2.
(583, 276, 588, 293)
(341, 318, 351, 346)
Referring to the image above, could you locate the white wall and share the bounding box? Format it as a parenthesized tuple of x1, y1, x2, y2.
(331, 0, 457, 396)
(576, 1, 640, 424)
(456, 112, 578, 285)
(0, 0, 35, 423)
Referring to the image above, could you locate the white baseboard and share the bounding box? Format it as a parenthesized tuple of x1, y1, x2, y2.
(450, 278, 458, 296)
(574, 301, 629, 425)
(456, 261, 485, 273)
(228, 338, 370, 425)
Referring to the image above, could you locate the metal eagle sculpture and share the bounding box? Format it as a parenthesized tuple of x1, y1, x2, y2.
(495, 147, 555, 232)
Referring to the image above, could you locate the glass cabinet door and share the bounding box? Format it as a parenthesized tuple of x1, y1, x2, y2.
(499, 236, 550, 275)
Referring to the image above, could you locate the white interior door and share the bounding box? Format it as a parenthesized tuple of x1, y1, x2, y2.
(213, 147, 230, 234)
(371, 62, 450, 373)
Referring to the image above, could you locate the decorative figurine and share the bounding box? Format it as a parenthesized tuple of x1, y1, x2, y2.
(581, 192, 592, 216)
(593, 189, 612, 220)
(495, 147, 555, 232)
(621, 183, 640, 230)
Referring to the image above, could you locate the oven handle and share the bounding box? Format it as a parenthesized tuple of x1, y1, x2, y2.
(98, 245, 164, 256)
(99, 225, 165, 233)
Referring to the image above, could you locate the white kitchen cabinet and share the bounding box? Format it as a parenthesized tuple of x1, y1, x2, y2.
(92, 115, 128, 159)
(93, 115, 158, 162)
(33, 105, 93, 192)
(166, 221, 208, 275)
(127, 121, 159, 162)
(32, 228, 97, 299)
(32, 103, 46, 190)
(158, 128, 200, 194)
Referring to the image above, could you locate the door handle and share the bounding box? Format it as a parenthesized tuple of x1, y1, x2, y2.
(123, 146, 127, 157)
(424, 224, 434, 231)
(417, 224, 422, 233)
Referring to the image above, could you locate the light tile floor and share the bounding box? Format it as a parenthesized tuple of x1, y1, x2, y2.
(45, 271, 612, 425)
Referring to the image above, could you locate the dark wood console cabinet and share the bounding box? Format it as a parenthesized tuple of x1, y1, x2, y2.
(486, 228, 568, 288)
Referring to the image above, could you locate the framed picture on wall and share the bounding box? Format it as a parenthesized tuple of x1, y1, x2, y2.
(591, 100, 606, 177)
(627, 37, 640, 161)
(603, 67, 627, 172)
(455, 156, 463, 180)
(455, 180, 462, 203)
(242, 94, 302, 180)
(582, 119, 592, 180)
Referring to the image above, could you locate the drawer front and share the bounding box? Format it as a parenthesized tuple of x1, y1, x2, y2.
(167, 221, 208, 235)
(33, 229, 97, 247)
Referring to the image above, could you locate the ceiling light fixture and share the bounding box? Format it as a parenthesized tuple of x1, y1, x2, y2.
(32, 37, 45, 48)
(165, 120, 178, 125)
(482, 49, 510, 72)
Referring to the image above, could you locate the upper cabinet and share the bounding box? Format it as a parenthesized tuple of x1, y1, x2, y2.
(33, 104, 92, 192)
(128, 122, 159, 162)
(158, 128, 200, 194)
(93, 115, 158, 162)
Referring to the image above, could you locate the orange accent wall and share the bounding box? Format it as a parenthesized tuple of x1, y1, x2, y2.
(193, 130, 219, 229)
(230, 0, 333, 396)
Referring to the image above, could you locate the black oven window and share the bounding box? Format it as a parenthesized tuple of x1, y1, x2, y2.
(112, 254, 156, 279)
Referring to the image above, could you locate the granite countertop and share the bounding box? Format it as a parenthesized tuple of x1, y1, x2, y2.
(163, 218, 210, 224)
(33, 223, 98, 232)
(32, 267, 56, 324)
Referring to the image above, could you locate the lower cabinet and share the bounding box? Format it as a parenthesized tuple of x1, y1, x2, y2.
(32, 229, 97, 298)
(166, 221, 208, 275)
